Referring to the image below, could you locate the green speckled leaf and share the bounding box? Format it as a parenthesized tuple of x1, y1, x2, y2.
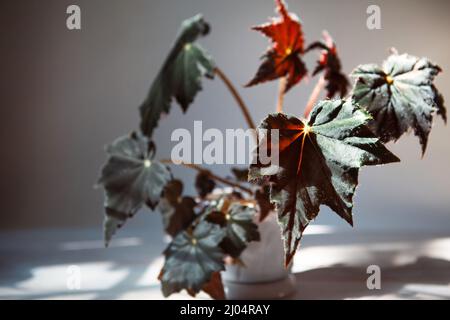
(351, 53, 446, 154)
(140, 14, 215, 138)
(159, 221, 225, 298)
(249, 99, 399, 266)
(97, 132, 171, 246)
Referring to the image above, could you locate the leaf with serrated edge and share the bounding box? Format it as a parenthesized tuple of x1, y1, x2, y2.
(246, 0, 307, 92)
(351, 53, 446, 154)
(249, 100, 399, 266)
(140, 14, 215, 138)
(159, 221, 225, 298)
(97, 133, 171, 246)
(206, 199, 260, 258)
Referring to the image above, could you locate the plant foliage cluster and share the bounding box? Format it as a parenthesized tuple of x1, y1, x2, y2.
(96, 0, 445, 299)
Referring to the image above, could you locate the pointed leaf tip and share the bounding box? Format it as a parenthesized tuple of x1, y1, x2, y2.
(250, 99, 399, 264)
(351, 53, 445, 155)
(140, 15, 215, 138)
(98, 134, 171, 244)
(246, 0, 307, 92)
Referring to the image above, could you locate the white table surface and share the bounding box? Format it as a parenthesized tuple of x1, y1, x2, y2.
(1, 216, 450, 300)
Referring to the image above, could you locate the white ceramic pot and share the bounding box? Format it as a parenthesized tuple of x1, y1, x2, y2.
(221, 211, 296, 299)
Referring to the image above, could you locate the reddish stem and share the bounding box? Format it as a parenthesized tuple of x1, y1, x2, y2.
(276, 76, 288, 113)
(160, 159, 254, 195)
(215, 67, 256, 131)
(304, 75, 325, 118)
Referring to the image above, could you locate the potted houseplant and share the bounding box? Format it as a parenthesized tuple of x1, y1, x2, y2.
(96, 0, 446, 299)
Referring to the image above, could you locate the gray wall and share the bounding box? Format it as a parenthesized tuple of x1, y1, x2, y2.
(1, 0, 450, 229)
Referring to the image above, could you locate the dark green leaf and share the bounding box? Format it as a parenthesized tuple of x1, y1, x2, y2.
(206, 199, 260, 258)
(140, 14, 215, 138)
(103, 208, 131, 248)
(351, 53, 446, 154)
(97, 133, 171, 246)
(159, 221, 226, 298)
(158, 179, 197, 237)
(249, 100, 399, 266)
(195, 171, 216, 198)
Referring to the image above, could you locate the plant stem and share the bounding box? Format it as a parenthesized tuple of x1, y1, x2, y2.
(276, 76, 288, 113)
(304, 75, 325, 118)
(160, 159, 254, 195)
(215, 67, 256, 131)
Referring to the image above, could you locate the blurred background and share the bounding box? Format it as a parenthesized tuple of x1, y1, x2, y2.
(1, 0, 449, 299)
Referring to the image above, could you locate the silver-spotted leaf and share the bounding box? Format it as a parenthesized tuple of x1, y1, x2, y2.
(249, 100, 400, 266)
(140, 14, 215, 138)
(351, 53, 446, 154)
(97, 133, 171, 246)
(159, 221, 226, 298)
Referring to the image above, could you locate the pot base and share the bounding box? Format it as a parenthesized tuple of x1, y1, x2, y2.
(223, 274, 296, 300)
